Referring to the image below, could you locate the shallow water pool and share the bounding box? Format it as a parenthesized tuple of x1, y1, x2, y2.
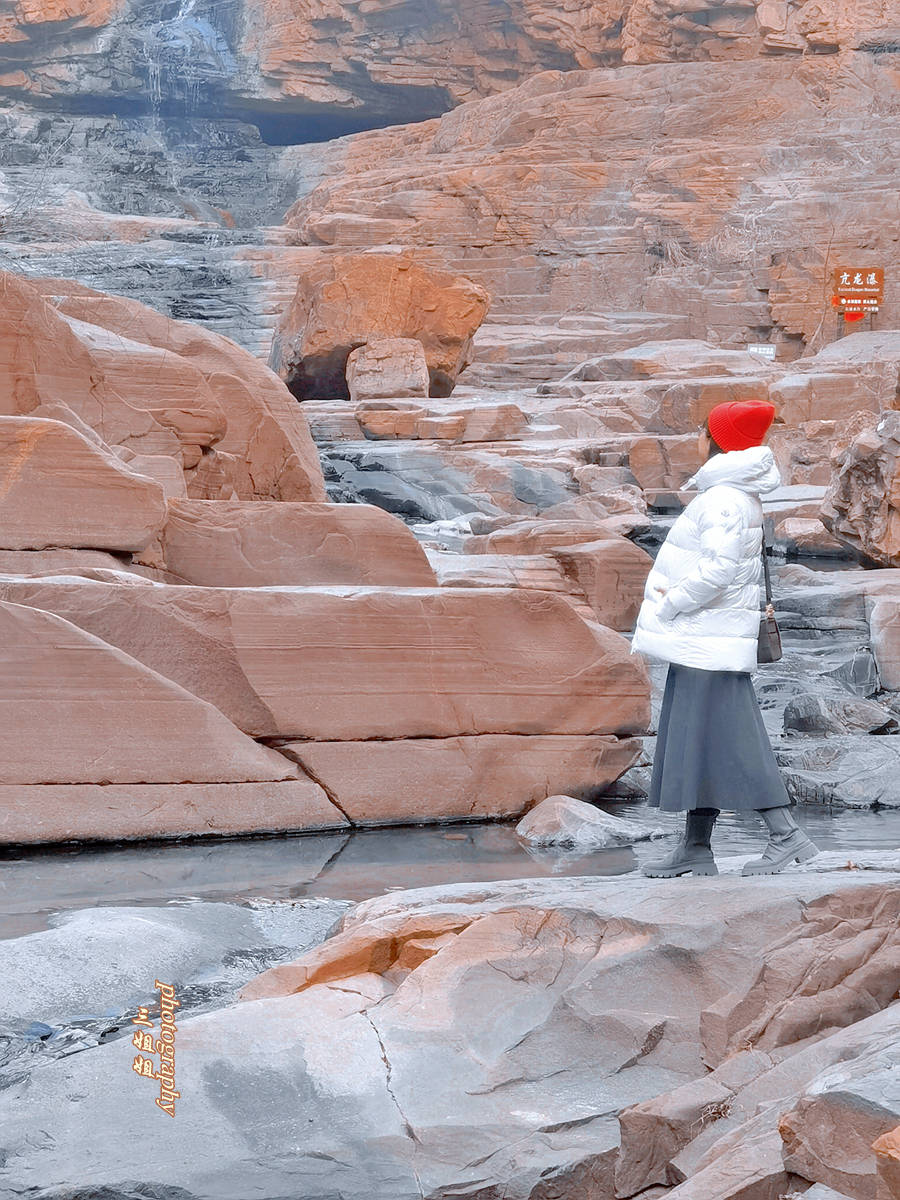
(1, 803, 898, 941)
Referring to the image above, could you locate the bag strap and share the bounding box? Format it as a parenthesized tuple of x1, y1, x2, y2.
(761, 526, 773, 607)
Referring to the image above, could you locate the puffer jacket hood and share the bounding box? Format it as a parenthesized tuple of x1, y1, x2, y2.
(630, 444, 782, 673)
(683, 444, 782, 496)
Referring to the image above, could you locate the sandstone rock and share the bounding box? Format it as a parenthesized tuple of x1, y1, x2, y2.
(57, 311, 230, 456)
(701, 885, 900, 1068)
(767, 421, 839, 488)
(146, 499, 437, 587)
(657, 375, 772, 433)
(282, 55, 898, 352)
(550, 536, 654, 631)
(782, 693, 896, 736)
(780, 1040, 900, 1200)
(278, 735, 641, 826)
(221, 586, 649, 741)
(873, 1127, 900, 1199)
(821, 411, 900, 565)
(463, 519, 619, 556)
(0, 415, 165, 552)
(0, 272, 181, 459)
(32, 278, 327, 502)
(0, 599, 304, 786)
(0, 781, 345, 845)
(1, 870, 894, 1199)
(269, 252, 490, 399)
(776, 735, 900, 809)
(345, 337, 430, 401)
(515, 794, 664, 848)
(0, 579, 649, 742)
(568, 341, 769, 383)
(769, 370, 885, 425)
(868, 597, 900, 690)
(0, 576, 280, 737)
(354, 400, 430, 440)
(0, 549, 137, 578)
(772, 516, 846, 557)
(629, 435, 701, 491)
(616, 1075, 735, 1196)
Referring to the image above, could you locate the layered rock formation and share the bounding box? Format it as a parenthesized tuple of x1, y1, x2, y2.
(0, 271, 649, 844)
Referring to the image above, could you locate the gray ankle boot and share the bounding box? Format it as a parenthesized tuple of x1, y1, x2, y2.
(642, 809, 718, 878)
(742, 805, 819, 876)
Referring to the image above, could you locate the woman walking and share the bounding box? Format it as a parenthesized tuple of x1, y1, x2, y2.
(630, 399, 818, 877)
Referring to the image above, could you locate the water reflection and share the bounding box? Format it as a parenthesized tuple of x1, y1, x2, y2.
(1, 803, 898, 941)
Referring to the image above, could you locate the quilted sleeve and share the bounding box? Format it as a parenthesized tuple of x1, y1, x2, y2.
(657, 495, 746, 620)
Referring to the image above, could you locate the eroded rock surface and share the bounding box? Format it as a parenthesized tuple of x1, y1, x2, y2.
(1, 869, 897, 1199)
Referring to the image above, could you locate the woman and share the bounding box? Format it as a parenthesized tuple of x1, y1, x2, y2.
(630, 399, 818, 877)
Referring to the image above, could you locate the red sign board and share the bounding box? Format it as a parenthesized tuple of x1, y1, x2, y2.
(831, 266, 884, 314)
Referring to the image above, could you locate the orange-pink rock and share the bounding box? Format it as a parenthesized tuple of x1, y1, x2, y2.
(0, 416, 165, 551)
(346, 337, 430, 402)
(550, 537, 654, 632)
(0, 599, 301, 785)
(26, 276, 326, 502)
(147, 500, 437, 588)
(277, 733, 641, 825)
(269, 252, 490, 399)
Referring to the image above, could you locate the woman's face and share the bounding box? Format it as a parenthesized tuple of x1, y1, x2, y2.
(697, 424, 710, 460)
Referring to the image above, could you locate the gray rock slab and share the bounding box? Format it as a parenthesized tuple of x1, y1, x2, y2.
(0, 899, 349, 1029)
(2, 870, 897, 1200)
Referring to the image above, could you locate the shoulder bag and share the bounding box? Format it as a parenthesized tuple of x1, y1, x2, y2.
(757, 527, 782, 663)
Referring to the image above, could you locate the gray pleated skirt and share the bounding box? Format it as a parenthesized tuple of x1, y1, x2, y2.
(648, 661, 790, 812)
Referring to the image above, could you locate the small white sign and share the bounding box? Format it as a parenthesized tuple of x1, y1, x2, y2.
(747, 344, 777, 360)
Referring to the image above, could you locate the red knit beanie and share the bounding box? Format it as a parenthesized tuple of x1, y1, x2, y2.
(707, 400, 776, 451)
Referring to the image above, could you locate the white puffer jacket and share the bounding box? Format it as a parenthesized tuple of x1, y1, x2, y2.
(630, 445, 782, 672)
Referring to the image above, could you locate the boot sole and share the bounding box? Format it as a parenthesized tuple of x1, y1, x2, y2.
(642, 863, 718, 878)
(742, 841, 819, 876)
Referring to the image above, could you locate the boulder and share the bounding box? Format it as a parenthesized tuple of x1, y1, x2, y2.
(0, 415, 166, 552)
(219, 586, 649, 741)
(820, 411, 900, 565)
(0, 599, 303, 786)
(345, 337, 430, 401)
(514, 794, 664, 848)
(549, 537, 654, 631)
(782, 694, 896, 736)
(278, 735, 642, 825)
(269, 251, 490, 399)
(0, 578, 650, 739)
(29, 277, 327, 502)
(773, 516, 846, 557)
(144, 500, 438, 587)
(775, 736, 900, 808)
(780, 1041, 900, 1199)
(0, 273, 180, 459)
